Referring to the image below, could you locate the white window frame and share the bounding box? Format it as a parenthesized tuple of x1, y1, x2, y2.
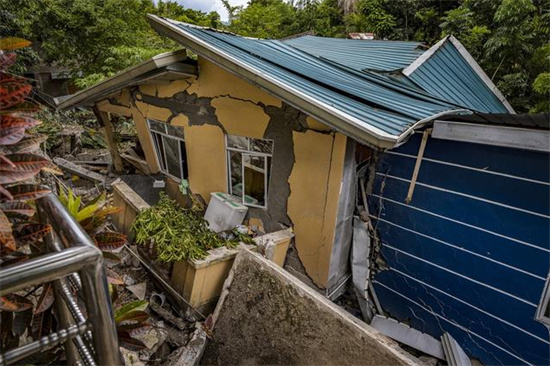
(147, 119, 187, 182)
(225, 134, 273, 209)
(536, 274, 550, 326)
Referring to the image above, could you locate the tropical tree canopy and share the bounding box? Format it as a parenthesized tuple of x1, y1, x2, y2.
(2, 0, 548, 113)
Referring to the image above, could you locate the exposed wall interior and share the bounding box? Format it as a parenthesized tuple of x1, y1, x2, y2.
(96, 57, 349, 288)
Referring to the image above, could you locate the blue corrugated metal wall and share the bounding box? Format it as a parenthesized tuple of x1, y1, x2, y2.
(369, 133, 550, 365)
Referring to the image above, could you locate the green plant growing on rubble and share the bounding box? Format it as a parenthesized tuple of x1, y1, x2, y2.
(132, 192, 253, 263)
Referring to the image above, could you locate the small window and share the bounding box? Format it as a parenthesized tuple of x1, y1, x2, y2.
(225, 134, 273, 208)
(536, 274, 550, 325)
(147, 119, 188, 181)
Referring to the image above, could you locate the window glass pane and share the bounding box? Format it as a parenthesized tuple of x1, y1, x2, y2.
(250, 138, 273, 154)
(153, 133, 166, 171)
(180, 141, 188, 179)
(243, 154, 266, 206)
(166, 124, 184, 139)
(149, 120, 166, 133)
(228, 151, 243, 198)
(227, 135, 248, 150)
(163, 136, 182, 179)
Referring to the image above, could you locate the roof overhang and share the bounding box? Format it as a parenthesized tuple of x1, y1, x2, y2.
(57, 50, 197, 110)
(147, 15, 401, 150)
(403, 36, 515, 114)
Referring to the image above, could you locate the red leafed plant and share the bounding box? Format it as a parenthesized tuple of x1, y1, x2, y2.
(0, 38, 58, 349)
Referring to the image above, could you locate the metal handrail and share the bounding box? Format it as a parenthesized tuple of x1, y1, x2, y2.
(0, 193, 123, 366)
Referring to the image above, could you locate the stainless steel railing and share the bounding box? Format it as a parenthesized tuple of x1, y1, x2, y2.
(0, 193, 123, 366)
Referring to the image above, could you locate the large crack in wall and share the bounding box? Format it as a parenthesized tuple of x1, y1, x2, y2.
(121, 70, 343, 288)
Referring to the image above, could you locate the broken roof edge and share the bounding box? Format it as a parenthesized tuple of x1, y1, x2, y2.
(403, 36, 515, 114)
(57, 49, 194, 110)
(147, 14, 399, 150)
(394, 108, 473, 148)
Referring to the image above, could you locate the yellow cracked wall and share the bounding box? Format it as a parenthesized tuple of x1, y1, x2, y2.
(101, 58, 346, 288)
(288, 131, 347, 287)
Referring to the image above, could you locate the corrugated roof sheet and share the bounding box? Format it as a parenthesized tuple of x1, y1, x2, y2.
(283, 35, 425, 72)
(168, 21, 463, 138)
(405, 38, 510, 114)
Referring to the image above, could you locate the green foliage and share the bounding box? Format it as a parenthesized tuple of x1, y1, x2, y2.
(132, 193, 253, 263)
(0, 0, 217, 86)
(2, 0, 548, 112)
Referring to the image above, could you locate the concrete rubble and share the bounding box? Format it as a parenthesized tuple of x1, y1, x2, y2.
(200, 249, 423, 366)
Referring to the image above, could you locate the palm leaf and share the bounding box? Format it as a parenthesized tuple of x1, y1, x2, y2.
(0, 134, 47, 154)
(7, 184, 50, 201)
(0, 82, 32, 110)
(75, 201, 100, 222)
(34, 283, 54, 314)
(115, 310, 149, 324)
(0, 127, 25, 145)
(0, 101, 42, 115)
(0, 209, 15, 252)
(0, 154, 50, 172)
(0, 202, 35, 218)
(117, 331, 148, 351)
(0, 114, 40, 130)
(0, 38, 31, 51)
(0, 294, 33, 312)
(0, 53, 17, 70)
(14, 223, 51, 245)
(93, 232, 126, 251)
(114, 300, 148, 320)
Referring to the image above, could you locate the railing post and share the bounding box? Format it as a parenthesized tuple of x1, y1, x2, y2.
(80, 258, 123, 366)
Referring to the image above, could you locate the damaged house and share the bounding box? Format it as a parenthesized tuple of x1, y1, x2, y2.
(58, 15, 550, 366)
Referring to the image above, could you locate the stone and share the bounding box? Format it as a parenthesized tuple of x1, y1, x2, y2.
(127, 283, 147, 301)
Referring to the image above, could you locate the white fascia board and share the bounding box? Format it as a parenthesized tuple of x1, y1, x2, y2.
(432, 120, 550, 152)
(448, 36, 515, 114)
(402, 36, 448, 76)
(57, 50, 189, 110)
(147, 15, 398, 150)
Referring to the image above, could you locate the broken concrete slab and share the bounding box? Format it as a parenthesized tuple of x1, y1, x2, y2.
(162, 324, 207, 366)
(201, 249, 422, 366)
(54, 157, 106, 184)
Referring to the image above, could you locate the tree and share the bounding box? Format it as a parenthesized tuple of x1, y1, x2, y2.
(0, 0, 221, 88)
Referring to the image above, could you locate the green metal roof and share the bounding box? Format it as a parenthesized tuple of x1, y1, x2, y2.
(403, 36, 513, 114)
(145, 16, 513, 148)
(283, 35, 426, 72)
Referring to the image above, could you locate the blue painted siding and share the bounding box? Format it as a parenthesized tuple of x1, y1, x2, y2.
(370, 133, 550, 365)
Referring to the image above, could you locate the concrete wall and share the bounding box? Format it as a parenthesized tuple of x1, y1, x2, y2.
(202, 249, 421, 366)
(97, 57, 347, 288)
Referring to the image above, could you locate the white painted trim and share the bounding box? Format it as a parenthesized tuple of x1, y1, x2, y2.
(374, 281, 536, 366)
(369, 194, 550, 253)
(384, 244, 537, 306)
(433, 121, 550, 152)
(378, 173, 550, 219)
(448, 36, 515, 114)
(394, 109, 472, 148)
(375, 217, 546, 280)
(535, 274, 550, 326)
(57, 50, 192, 110)
(147, 15, 398, 148)
(386, 151, 550, 186)
(402, 36, 449, 76)
(388, 268, 550, 345)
